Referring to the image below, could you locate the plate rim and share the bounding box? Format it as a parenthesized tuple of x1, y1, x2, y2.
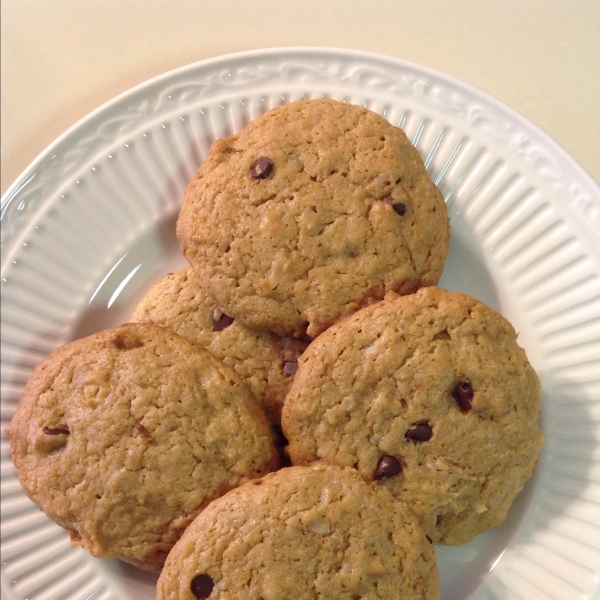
(1, 46, 599, 600)
(2, 45, 599, 207)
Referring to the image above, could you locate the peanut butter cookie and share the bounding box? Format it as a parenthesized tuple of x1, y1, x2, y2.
(282, 288, 543, 544)
(177, 99, 449, 338)
(157, 465, 439, 599)
(131, 268, 308, 426)
(6, 323, 279, 572)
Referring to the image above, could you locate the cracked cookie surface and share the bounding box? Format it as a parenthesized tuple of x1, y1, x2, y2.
(131, 267, 308, 426)
(157, 464, 439, 599)
(6, 323, 279, 572)
(281, 288, 543, 544)
(177, 99, 449, 339)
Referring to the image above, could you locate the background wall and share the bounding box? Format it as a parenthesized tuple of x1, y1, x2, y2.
(2, 0, 599, 194)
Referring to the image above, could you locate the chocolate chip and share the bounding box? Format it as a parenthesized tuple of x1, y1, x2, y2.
(250, 157, 273, 179)
(426, 535, 433, 544)
(373, 455, 403, 480)
(392, 202, 406, 216)
(452, 381, 474, 413)
(43, 426, 70, 435)
(283, 360, 298, 376)
(211, 313, 234, 332)
(382, 196, 405, 215)
(405, 423, 433, 442)
(191, 574, 214, 598)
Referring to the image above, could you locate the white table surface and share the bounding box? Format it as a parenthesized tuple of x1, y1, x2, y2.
(1, 0, 599, 197)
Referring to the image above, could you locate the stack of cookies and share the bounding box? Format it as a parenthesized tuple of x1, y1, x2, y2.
(7, 99, 543, 599)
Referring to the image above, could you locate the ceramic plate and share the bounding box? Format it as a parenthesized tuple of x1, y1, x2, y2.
(1, 48, 599, 600)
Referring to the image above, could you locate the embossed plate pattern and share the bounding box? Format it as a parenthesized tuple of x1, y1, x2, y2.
(1, 48, 599, 600)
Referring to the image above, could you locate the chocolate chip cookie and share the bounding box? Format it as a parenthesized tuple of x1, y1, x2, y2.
(177, 99, 449, 338)
(131, 268, 308, 426)
(282, 287, 543, 544)
(6, 323, 280, 572)
(156, 465, 440, 599)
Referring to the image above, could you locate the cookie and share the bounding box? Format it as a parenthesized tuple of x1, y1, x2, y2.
(156, 464, 440, 599)
(177, 98, 449, 339)
(282, 287, 543, 545)
(131, 267, 308, 426)
(6, 323, 280, 572)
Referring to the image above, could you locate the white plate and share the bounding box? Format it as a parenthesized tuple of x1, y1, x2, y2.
(1, 48, 599, 600)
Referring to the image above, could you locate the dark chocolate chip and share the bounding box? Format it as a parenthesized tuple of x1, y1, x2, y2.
(426, 535, 433, 544)
(452, 381, 474, 413)
(382, 196, 405, 215)
(405, 423, 433, 442)
(373, 455, 403, 480)
(250, 157, 273, 180)
(211, 313, 234, 332)
(190, 573, 215, 598)
(44, 426, 70, 436)
(392, 202, 406, 216)
(191, 574, 214, 598)
(283, 361, 298, 376)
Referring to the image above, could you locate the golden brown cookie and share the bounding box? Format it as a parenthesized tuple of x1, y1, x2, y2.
(282, 288, 543, 545)
(177, 99, 449, 339)
(156, 465, 440, 599)
(6, 323, 279, 572)
(131, 267, 308, 426)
